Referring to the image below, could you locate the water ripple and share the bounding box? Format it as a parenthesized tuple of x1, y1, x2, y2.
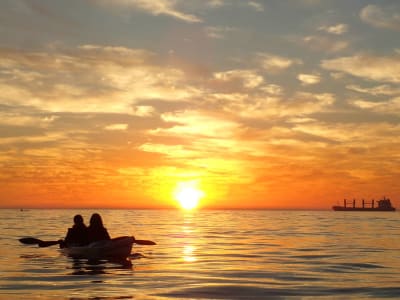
(1, 209, 400, 299)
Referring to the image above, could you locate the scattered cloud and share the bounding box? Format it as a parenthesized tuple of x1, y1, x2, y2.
(0, 46, 202, 114)
(318, 23, 348, 35)
(346, 84, 400, 96)
(260, 84, 283, 96)
(248, 1, 264, 12)
(329, 72, 345, 80)
(158, 110, 242, 139)
(102, 0, 202, 23)
(206, 0, 225, 8)
(212, 69, 264, 89)
(349, 97, 400, 114)
(256, 53, 303, 72)
(221, 92, 335, 119)
(132, 105, 156, 117)
(205, 26, 236, 39)
(321, 53, 400, 83)
(104, 124, 128, 131)
(303, 35, 349, 53)
(360, 4, 400, 31)
(0, 112, 57, 127)
(298, 0, 323, 5)
(298, 73, 321, 86)
(205, 0, 264, 11)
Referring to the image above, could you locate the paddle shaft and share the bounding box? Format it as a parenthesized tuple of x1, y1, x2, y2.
(133, 239, 156, 245)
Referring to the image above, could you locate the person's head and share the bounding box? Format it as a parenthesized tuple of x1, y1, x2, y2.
(90, 213, 104, 227)
(73, 214, 84, 225)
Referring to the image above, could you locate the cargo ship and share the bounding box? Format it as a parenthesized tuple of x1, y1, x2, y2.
(332, 197, 396, 211)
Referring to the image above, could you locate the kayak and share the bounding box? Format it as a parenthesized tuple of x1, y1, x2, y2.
(60, 236, 134, 259)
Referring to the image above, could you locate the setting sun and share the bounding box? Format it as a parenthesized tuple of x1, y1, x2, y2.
(174, 181, 204, 210)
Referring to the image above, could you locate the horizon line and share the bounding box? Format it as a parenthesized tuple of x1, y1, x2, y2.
(1, 206, 332, 211)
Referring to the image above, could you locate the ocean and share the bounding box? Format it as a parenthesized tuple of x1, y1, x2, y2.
(0, 209, 399, 299)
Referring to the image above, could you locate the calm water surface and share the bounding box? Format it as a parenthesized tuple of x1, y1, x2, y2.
(0, 209, 399, 299)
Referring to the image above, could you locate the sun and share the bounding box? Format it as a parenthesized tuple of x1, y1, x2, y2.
(174, 181, 204, 210)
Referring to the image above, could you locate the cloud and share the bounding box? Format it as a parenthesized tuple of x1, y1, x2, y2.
(256, 53, 302, 72)
(302, 35, 349, 53)
(0, 111, 57, 127)
(132, 105, 156, 117)
(206, 0, 225, 8)
(297, 73, 321, 86)
(104, 124, 128, 131)
(321, 53, 400, 83)
(139, 143, 196, 158)
(102, 0, 202, 23)
(144, 110, 270, 164)
(218, 92, 335, 119)
(248, 1, 264, 12)
(360, 4, 400, 31)
(260, 84, 283, 95)
(158, 110, 242, 138)
(298, 0, 322, 5)
(212, 69, 264, 89)
(318, 23, 348, 35)
(205, 0, 264, 11)
(204, 26, 236, 39)
(346, 84, 400, 96)
(292, 122, 399, 146)
(0, 45, 202, 114)
(349, 97, 400, 114)
(143, 110, 263, 164)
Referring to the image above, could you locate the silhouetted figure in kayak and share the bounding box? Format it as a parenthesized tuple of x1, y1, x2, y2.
(87, 213, 111, 243)
(61, 214, 89, 248)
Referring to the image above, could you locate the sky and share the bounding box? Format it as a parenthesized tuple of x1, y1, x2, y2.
(0, 0, 400, 209)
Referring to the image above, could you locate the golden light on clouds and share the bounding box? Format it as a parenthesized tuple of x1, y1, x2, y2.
(1, 1, 400, 209)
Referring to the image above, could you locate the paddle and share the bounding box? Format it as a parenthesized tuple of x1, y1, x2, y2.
(111, 236, 156, 245)
(133, 239, 156, 245)
(19, 236, 156, 247)
(19, 237, 61, 247)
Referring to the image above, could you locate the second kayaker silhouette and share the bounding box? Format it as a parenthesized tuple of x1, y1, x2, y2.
(87, 213, 111, 243)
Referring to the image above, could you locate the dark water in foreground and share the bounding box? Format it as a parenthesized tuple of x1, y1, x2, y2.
(0, 209, 399, 299)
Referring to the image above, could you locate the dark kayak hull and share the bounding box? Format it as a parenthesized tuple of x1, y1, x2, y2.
(60, 236, 134, 259)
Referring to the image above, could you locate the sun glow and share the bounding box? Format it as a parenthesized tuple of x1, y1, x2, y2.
(174, 181, 204, 210)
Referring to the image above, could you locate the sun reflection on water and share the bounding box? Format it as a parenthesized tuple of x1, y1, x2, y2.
(183, 245, 197, 262)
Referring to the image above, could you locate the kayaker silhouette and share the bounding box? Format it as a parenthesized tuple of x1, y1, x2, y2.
(87, 213, 111, 243)
(61, 214, 89, 248)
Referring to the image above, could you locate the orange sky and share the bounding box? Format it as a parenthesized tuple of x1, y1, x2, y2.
(1, 1, 400, 209)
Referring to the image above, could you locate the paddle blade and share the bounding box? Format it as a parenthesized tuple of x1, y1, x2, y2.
(19, 237, 41, 245)
(134, 239, 156, 245)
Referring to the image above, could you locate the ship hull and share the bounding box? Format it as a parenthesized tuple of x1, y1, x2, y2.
(332, 206, 395, 211)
